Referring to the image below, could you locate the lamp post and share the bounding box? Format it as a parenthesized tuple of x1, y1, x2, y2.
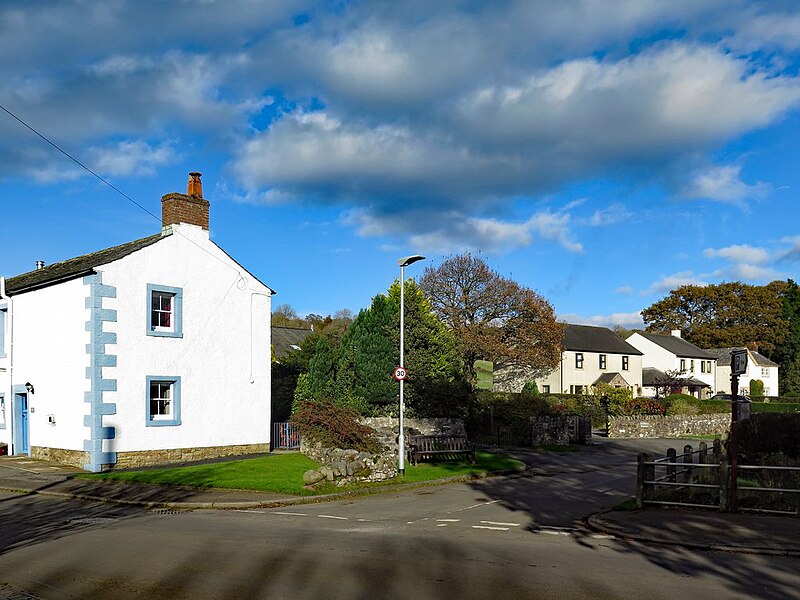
(396, 254, 425, 476)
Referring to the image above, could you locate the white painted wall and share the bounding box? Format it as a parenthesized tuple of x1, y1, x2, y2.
(716, 352, 779, 396)
(3, 222, 271, 458)
(536, 351, 643, 394)
(5, 278, 90, 451)
(100, 223, 272, 453)
(627, 332, 716, 396)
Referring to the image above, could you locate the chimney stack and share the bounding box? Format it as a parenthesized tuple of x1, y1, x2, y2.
(161, 171, 210, 231)
(35, 260, 45, 270)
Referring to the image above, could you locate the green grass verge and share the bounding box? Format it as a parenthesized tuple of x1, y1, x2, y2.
(78, 450, 523, 496)
(78, 453, 322, 496)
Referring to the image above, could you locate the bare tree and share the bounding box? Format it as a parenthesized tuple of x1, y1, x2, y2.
(420, 253, 564, 381)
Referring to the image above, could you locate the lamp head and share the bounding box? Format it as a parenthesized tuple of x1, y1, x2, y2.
(25, 382, 34, 394)
(397, 255, 425, 268)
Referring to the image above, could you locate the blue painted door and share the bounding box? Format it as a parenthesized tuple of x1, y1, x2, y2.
(13, 393, 29, 455)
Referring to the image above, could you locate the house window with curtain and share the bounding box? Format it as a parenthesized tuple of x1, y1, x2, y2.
(146, 284, 183, 338)
(575, 353, 584, 369)
(622, 356, 629, 371)
(599, 354, 607, 370)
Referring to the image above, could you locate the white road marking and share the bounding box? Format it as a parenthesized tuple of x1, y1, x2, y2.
(272, 512, 308, 516)
(436, 524, 449, 527)
(357, 518, 371, 522)
(480, 521, 520, 527)
(436, 519, 461, 522)
(451, 500, 500, 513)
(317, 514, 348, 520)
(539, 530, 570, 536)
(472, 525, 509, 531)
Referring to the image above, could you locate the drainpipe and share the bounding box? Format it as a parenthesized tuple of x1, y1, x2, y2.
(0, 277, 14, 442)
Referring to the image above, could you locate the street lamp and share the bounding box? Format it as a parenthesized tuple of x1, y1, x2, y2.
(397, 254, 425, 476)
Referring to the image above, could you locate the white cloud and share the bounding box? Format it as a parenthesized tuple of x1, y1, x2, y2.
(642, 271, 709, 295)
(681, 165, 770, 205)
(615, 286, 634, 295)
(587, 203, 631, 227)
(559, 311, 644, 329)
(88, 139, 177, 177)
(704, 244, 770, 265)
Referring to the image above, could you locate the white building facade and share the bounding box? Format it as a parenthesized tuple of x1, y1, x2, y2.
(0, 173, 272, 471)
(709, 348, 780, 397)
(626, 330, 716, 398)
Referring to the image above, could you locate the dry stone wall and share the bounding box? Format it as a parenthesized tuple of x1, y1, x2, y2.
(609, 414, 730, 438)
(300, 440, 397, 487)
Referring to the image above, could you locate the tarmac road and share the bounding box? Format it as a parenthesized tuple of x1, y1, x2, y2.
(0, 438, 798, 599)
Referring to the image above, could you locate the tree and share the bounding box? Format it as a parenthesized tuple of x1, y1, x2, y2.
(772, 279, 800, 394)
(641, 281, 787, 355)
(419, 253, 563, 381)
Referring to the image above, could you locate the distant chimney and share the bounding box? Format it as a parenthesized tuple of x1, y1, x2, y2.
(161, 172, 210, 231)
(35, 260, 45, 270)
(671, 330, 682, 338)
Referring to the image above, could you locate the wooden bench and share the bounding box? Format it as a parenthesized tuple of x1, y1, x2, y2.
(407, 435, 476, 465)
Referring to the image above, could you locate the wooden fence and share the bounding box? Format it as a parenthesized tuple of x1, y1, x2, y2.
(636, 441, 800, 515)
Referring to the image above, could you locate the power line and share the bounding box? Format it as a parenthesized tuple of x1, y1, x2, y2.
(0, 102, 160, 222)
(0, 100, 247, 281)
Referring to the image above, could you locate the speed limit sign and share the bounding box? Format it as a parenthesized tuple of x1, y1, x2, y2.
(393, 366, 407, 381)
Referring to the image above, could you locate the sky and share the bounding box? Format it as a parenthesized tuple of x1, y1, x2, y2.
(2, 0, 800, 328)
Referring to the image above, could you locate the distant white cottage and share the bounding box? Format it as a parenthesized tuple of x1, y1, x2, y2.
(707, 347, 779, 397)
(626, 330, 716, 398)
(0, 173, 273, 471)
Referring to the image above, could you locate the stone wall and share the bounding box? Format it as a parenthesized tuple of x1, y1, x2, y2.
(31, 447, 88, 469)
(300, 440, 397, 487)
(360, 417, 466, 452)
(530, 416, 592, 446)
(609, 414, 730, 438)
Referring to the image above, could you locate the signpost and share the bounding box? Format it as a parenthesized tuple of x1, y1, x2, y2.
(393, 366, 407, 381)
(729, 349, 748, 512)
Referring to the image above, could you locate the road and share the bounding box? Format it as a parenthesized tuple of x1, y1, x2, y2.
(0, 439, 798, 599)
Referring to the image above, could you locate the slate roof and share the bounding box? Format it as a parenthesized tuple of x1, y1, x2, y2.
(594, 372, 631, 387)
(5, 233, 165, 295)
(641, 367, 710, 388)
(563, 324, 642, 355)
(272, 326, 313, 359)
(707, 347, 779, 368)
(632, 332, 715, 360)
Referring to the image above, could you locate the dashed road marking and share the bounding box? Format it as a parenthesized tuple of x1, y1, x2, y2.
(472, 525, 509, 531)
(436, 524, 449, 527)
(480, 521, 520, 527)
(357, 518, 371, 522)
(273, 511, 308, 516)
(318, 514, 348, 520)
(451, 500, 500, 513)
(436, 519, 460, 522)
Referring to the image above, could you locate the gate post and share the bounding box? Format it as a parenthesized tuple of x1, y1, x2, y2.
(719, 453, 730, 511)
(636, 452, 653, 508)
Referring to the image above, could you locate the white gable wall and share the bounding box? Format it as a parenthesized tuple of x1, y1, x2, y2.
(101, 223, 271, 453)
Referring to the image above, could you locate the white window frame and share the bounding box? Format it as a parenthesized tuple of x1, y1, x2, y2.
(622, 356, 629, 371)
(146, 284, 183, 338)
(146, 376, 182, 426)
(599, 354, 607, 370)
(575, 353, 584, 369)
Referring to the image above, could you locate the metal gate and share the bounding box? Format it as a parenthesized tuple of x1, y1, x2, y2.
(272, 422, 301, 449)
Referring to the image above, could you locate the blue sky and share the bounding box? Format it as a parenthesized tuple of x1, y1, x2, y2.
(2, 1, 800, 327)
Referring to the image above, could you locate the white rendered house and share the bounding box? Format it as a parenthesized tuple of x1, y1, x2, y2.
(535, 324, 643, 395)
(0, 173, 273, 471)
(626, 330, 716, 398)
(708, 347, 780, 397)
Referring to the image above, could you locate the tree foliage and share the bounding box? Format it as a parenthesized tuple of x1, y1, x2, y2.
(641, 281, 788, 355)
(419, 253, 564, 381)
(772, 280, 800, 394)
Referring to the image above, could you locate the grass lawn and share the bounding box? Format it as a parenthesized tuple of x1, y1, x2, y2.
(78, 450, 523, 496)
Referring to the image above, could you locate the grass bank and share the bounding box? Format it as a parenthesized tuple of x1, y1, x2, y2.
(79, 450, 523, 496)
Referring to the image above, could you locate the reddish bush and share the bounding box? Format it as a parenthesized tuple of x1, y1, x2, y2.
(291, 399, 384, 453)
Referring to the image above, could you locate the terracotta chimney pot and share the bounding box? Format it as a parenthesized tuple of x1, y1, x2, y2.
(188, 172, 203, 198)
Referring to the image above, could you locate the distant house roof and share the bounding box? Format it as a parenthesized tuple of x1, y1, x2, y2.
(707, 347, 779, 368)
(564, 324, 642, 355)
(594, 372, 631, 387)
(272, 325, 313, 359)
(5, 233, 165, 295)
(641, 367, 709, 388)
(632, 332, 715, 360)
